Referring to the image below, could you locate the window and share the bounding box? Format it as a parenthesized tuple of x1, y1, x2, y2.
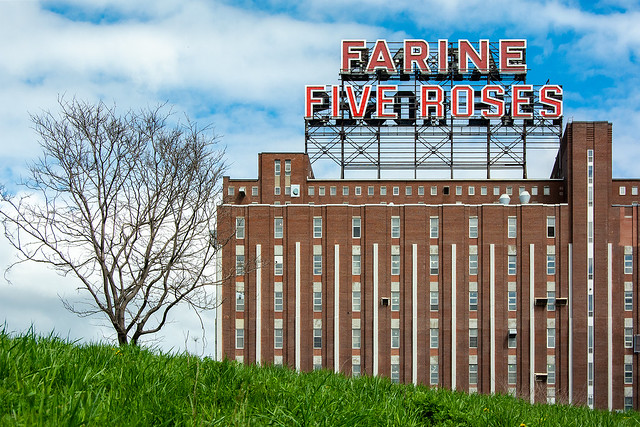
(236, 328, 244, 349)
(235, 217, 245, 239)
(274, 160, 281, 176)
(342, 186, 349, 196)
(274, 246, 283, 275)
(355, 186, 361, 196)
(313, 291, 322, 312)
(236, 254, 245, 276)
(506, 186, 513, 195)
(352, 255, 361, 275)
(352, 363, 361, 377)
(274, 218, 283, 238)
(469, 291, 478, 311)
(620, 186, 626, 196)
(508, 255, 517, 275)
(547, 327, 555, 348)
(284, 186, 291, 196)
(406, 186, 412, 196)
(508, 364, 516, 385)
(547, 216, 555, 238)
(508, 333, 517, 349)
(393, 186, 399, 196)
(352, 329, 361, 349)
(236, 290, 244, 312)
(391, 291, 400, 311)
(481, 186, 487, 195)
(456, 186, 462, 195)
(634, 186, 639, 196)
(469, 216, 478, 238)
(547, 254, 556, 275)
(508, 217, 517, 238)
(430, 291, 439, 311)
(391, 217, 400, 238)
(469, 254, 478, 275)
(469, 328, 478, 348)
(418, 186, 424, 195)
(469, 364, 478, 385)
(468, 186, 475, 196)
(308, 186, 314, 196)
(284, 159, 291, 176)
(625, 363, 633, 384)
(625, 396, 633, 412)
(430, 364, 439, 385)
(493, 186, 500, 196)
(391, 364, 400, 383)
(252, 186, 259, 196)
(352, 291, 361, 312)
(625, 291, 633, 311)
(431, 186, 437, 196)
(391, 254, 400, 275)
(430, 328, 439, 348)
(547, 291, 556, 311)
(274, 291, 283, 312)
(319, 186, 325, 196)
(508, 291, 516, 311)
(368, 186, 374, 196)
(330, 186, 337, 196)
(313, 217, 322, 238)
(430, 217, 439, 238)
(430, 253, 439, 275)
(625, 327, 633, 348)
(313, 328, 322, 349)
(313, 254, 322, 275)
(380, 186, 387, 195)
(544, 186, 550, 196)
(391, 328, 400, 348)
(625, 253, 633, 274)
(547, 363, 555, 385)
(274, 328, 283, 349)
(531, 186, 538, 196)
(352, 217, 361, 238)
(228, 186, 234, 196)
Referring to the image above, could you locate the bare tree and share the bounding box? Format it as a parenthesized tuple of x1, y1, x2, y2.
(0, 98, 229, 345)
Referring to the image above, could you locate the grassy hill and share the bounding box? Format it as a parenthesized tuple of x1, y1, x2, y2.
(1, 330, 638, 426)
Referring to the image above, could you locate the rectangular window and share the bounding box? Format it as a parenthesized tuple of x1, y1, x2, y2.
(319, 186, 325, 196)
(547, 291, 556, 311)
(469, 328, 478, 348)
(406, 186, 412, 195)
(391, 254, 400, 275)
(430, 253, 439, 275)
(547, 216, 556, 238)
(625, 291, 633, 311)
(368, 186, 374, 196)
(236, 328, 244, 349)
(274, 255, 283, 275)
(235, 217, 245, 239)
(228, 186, 234, 196)
(236, 290, 244, 312)
(625, 363, 633, 384)
(352, 329, 361, 349)
(274, 160, 281, 176)
(455, 185, 462, 195)
(469, 291, 478, 311)
(620, 186, 626, 196)
(391, 328, 400, 348)
(352, 217, 361, 238)
(508, 255, 517, 275)
(313, 254, 322, 275)
(418, 186, 424, 195)
(380, 186, 387, 196)
(469, 216, 478, 238)
(352, 291, 361, 312)
(391, 291, 400, 311)
(544, 186, 550, 196)
(531, 186, 538, 196)
(330, 186, 337, 196)
(625, 254, 633, 274)
(469, 254, 478, 275)
(274, 291, 283, 312)
(307, 186, 314, 196)
(313, 291, 322, 312)
(547, 254, 556, 275)
(391, 364, 400, 383)
(391, 216, 400, 238)
(342, 186, 349, 196)
(468, 186, 475, 196)
(284, 186, 291, 196)
(481, 186, 487, 195)
(506, 186, 513, 195)
(508, 364, 516, 385)
(430, 217, 439, 238)
(431, 186, 437, 196)
(284, 159, 291, 176)
(469, 364, 478, 385)
(508, 291, 517, 311)
(313, 328, 322, 349)
(430, 328, 439, 348)
(547, 363, 555, 385)
(393, 186, 400, 196)
(508, 334, 517, 349)
(625, 327, 633, 348)
(355, 186, 361, 196)
(494, 186, 500, 196)
(430, 291, 439, 311)
(252, 186, 259, 196)
(352, 364, 361, 377)
(430, 364, 439, 385)
(547, 327, 555, 348)
(274, 328, 283, 349)
(313, 217, 322, 238)
(274, 217, 283, 238)
(508, 216, 517, 238)
(352, 255, 361, 275)
(236, 254, 245, 276)
(625, 396, 633, 411)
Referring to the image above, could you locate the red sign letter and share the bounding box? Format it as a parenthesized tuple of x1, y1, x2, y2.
(305, 85, 326, 118)
(342, 40, 366, 73)
(438, 39, 448, 74)
(403, 40, 430, 73)
(420, 86, 445, 118)
(512, 84, 533, 118)
(376, 85, 398, 119)
(481, 85, 505, 118)
(458, 39, 489, 74)
(346, 85, 372, 118)
(367, 40, 396, 73)
(539, 85, 563, 118)
(500, 40, 527, 74)
(452, 85, 474, 117)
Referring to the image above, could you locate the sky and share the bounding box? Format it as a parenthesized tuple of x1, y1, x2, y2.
(1, 0, 639, 355)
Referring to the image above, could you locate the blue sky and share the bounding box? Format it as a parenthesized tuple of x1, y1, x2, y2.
(1, 0, 639, 353)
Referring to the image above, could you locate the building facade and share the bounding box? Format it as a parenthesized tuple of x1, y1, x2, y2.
(216, 121, 639, 411)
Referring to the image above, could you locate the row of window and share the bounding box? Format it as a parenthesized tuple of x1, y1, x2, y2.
(304, 184, 553, 198)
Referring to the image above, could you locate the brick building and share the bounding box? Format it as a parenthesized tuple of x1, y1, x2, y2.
(216, 121, 639, 410)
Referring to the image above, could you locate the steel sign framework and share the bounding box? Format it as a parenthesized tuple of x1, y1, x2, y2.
(304, 40, 563, 178)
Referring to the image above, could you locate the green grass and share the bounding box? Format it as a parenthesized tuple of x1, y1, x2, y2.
(1, 330, 639, 426)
